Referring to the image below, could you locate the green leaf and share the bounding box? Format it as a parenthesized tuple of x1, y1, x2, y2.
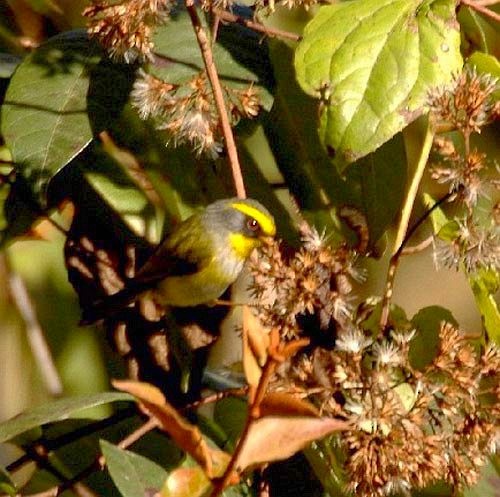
(352, 133, 407, 245)
(469, 269, 500, 345)
(1, 30, 132, 206)
(152, 11, 274, 109)
(100, 440, 168, 497)
(467, 52, 500, 78)
(422, 192, 449, 234)
(295, 0, 463, 171)
(0, 466, 16, 497)
(410, 306, 458, 369)
(0, 392, 132, 444)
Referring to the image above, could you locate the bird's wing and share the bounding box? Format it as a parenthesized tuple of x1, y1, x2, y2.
(133, 215, 213, 286)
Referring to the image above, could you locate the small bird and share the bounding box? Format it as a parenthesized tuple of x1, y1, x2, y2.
(81, 197, 276, 324)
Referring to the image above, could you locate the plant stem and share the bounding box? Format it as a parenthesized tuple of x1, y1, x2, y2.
(209, 358, 277, 497)
(184, 0, 246, 198)
(212, 8, 302, 42)
(379, 118, 434, 331)
(4, 253, 63, 397)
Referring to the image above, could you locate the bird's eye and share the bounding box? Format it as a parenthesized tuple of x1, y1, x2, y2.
(246, 218, 260, 232)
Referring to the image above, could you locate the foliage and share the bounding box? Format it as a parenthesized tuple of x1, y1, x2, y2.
(0, 1, 498, 497)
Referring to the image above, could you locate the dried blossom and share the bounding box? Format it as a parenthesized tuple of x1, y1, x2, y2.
(84, 0, 171, 62)
(430, 149, 487, 209)
(131, 70, 260, 157)
(271, 320, 499, 497)
(249, 222, 359, 340)
(254, 0, 320, 12)
(428, 68, 499, 136)
(433, 217, 500, 273)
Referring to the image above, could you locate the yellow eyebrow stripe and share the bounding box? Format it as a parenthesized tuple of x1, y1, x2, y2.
(231, 202, 276, 236)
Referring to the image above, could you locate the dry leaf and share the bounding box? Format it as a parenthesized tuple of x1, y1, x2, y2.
(113, 380, 229, 478)
(242, 306, 270, 387)
(235, 416, 349, 471)
(260, 392, 319, 418)
(243, 305, 270, 366)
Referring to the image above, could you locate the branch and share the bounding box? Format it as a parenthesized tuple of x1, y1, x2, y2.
(4, 254, 63, 397)
(212, 8, 302, 42)
(379, 118, 434, 331)
(461, 0, 500, 22)
(208, 358, 277, 497)
(184, 0, 246, 198)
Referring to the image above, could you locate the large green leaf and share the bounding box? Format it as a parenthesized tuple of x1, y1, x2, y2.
(152, 10, 274, 109)
(0, 393, 132, 444)
(295, 0, 463, 171)
(1, 30, 132, 206)
(101, 440, 168, 497)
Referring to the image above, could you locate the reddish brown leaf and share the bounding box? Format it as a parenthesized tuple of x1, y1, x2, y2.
(260, 392, 319, 418)
(113, 380, 229, 478)
(234, 416, 349, 471)
(242, 305, 269, 387)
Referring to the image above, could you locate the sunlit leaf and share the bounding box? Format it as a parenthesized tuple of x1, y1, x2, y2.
(101, 440, 168, 497)
(0, 392, 132, 444)
(242, 305, 269, 387)
(235, 416, 349, 471)
(295, 0, 462, 171)
(469, 269, 500, 345)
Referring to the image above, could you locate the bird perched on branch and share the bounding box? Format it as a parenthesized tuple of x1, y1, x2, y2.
(80, 197, 276, 324)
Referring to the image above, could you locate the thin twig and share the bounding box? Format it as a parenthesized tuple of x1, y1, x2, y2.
(99, 131, 166, 210)
(7, 408, 136, 474)
(401, 235, 433, 255)
(379, 119, 434, 332)
(184, 0, 246, 198)
(212, 8, 302, 42)
(461, 0, 500, 21)
(380, 190, 454, 331)
(4, 254, 63, 397)
(17, 416, 157, 497)
(183, 387, 248, 411)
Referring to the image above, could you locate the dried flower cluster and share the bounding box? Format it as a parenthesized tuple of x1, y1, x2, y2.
(273, 320, 499, 497)
(432, 218, 499, 273)
(428, 68, 500, 273)
(428, 67, 500, 137)
(84, 0, 171, 62)
(249, 223, 362, 341)
(254, 0, 320, 12)
(131, 70, 260, 157)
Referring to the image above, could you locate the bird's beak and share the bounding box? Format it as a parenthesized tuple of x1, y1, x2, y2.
(259, 235, 274, 246)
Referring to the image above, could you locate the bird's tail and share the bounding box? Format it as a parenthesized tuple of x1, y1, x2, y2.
(80, 286, 140, 325)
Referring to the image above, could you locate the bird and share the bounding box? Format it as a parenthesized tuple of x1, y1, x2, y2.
(80, 197, 276, 324)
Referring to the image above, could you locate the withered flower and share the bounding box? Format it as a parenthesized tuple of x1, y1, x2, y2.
(84, 0, 171, 62)
(428, 68, 499, 136)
